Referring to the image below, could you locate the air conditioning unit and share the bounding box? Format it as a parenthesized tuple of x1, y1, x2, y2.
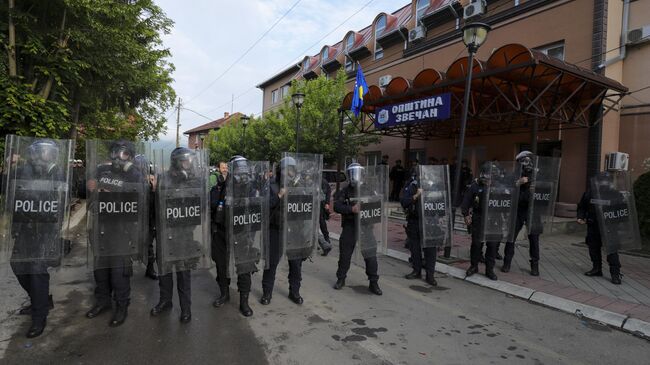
(409, 26, 426, 43)
(627, 25, 650, 45)
(464, 0, 487, 20)
(605, 152, 629, 171)
(378, 75, 392, 88)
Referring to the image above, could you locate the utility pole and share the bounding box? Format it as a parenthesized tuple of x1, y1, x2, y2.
(175, 97, 182, 147)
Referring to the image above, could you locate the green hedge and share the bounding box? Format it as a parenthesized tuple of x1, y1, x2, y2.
(634, 171, 650, 249)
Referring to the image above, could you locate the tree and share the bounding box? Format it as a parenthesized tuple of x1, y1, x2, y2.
(208, 70, 379, 166)
(0, 0, 175, 155)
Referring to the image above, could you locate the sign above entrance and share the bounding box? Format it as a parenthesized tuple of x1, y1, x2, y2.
(374, 93, 451, 128)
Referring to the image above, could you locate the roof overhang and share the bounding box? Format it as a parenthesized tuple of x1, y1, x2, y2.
(341, 43, 627, 140)
(257, 64, 301, 89)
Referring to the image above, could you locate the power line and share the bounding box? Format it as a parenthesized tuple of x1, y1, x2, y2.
(574, 35, 650, 66)
(184, 0, 303, 105)
(181, 107, 214, 121)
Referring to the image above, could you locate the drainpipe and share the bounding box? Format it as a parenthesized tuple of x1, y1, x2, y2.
(598, 0, 630, 69)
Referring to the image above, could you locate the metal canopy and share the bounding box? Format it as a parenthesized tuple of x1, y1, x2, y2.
(341, 43, 628, 140)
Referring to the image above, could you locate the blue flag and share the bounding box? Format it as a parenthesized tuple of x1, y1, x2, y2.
(351, 65, 368, 117)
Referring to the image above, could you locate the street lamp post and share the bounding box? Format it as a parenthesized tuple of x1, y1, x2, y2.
(240, 115, 250, 155)
(292, 92, 305, 153)
(448, 22, 491, 258)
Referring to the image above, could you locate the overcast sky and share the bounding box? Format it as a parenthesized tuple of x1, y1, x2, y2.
(155, 0, 400, 148)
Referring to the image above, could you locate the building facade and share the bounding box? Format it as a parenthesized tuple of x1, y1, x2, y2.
(257, 0, 650, 204)
(184, 112, 244, 149)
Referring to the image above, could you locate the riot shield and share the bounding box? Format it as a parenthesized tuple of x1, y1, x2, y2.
(480, 162, 520, 243)
(527, 156, 561, 235)
(227, 160, 270, 276)
(354, 164, 388, 259)
(86, 139, 149, 270)
(154, 148, 211, 275)
(281, 153, 323, 260)
(418, 165, 453, 248)
(591, 171, 642, 255)
(1, 135, 74, 274)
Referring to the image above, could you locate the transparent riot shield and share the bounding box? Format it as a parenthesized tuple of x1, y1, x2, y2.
(281, 152, 323, 260)
(527, 156, 561, 235)
(227, 160, 270, 276)
(86, 139, 149, 270)
(0, 135, 74, 274)
(591, 171, 642, 255)
(418, 165, 453, 248)
(480, 162, 520, 243)
(154, 148, 211, 275)
(354, 164, 388, 259)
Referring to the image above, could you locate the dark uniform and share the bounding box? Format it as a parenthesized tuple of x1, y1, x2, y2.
(86, 163, 143, 326)
(145, 173, 157, 279)
(318, 178, 332, 255)
(401, 180, 437, 285)
(333, 182, 382, 295)
(261, 177, 304, 305)
(152, 164, 197, 323)
(577, 188, 622, 284)
(501, 168, 540, 275)
(11, 160, 62, 338)
(461, 179, 499, 280)
(210, 173, 255, 316)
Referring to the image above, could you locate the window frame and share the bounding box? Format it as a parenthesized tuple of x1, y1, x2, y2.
(415, 0, 429, 23)
(271, 89, 279, 104)
(322, 47, 329, 62)
(374, 15, 386, 60)
(535, 41, 565, 61)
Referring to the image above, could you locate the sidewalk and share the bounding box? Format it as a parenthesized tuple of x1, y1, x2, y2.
(325, 214, 650, 338)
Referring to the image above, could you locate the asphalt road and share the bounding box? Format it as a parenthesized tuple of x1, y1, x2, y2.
(1, 219, 649, 364)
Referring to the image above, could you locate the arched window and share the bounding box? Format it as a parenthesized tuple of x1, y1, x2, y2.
(375, 15, 386, 60)
(345, 34, 355, 72)
(303, 58, 310, 70)
(416, 0, 429, 22)
(322, 47, 329, 62)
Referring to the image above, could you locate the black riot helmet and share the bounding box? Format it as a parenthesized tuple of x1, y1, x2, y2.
(170, 147, 196, 179)
(479, 161, 500, 185)
(109, 140, 136, 172)
(347, 162, 365, 187)
(516, 150, 534, 174)
(276, 156, 297, 183)
(230, 155, 250, 185)
(27, 139, 59, 175)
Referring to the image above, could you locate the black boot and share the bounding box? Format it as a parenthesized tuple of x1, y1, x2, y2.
(333, 278, 345, 290)
(288, 291, 304, 305)
(585, 267, 603, 277)
(485, 268, 498, 281)
(150, 301, 172, 316)
(86, 303, 111, 319)
(610, 270, 622, 285)
(239, 293, 253, 317)
(369, 281, 382, 296)
(501, 260, 511, 273)
(145, 263, 158, 280)
(26, 318, 46, 338)
(425, 272, 437, 286)
(180, 309, 192, 323)
(19, 295, 54, 315)
(530, 261, 539, 277)
(405, 270, 421, 279)
(109, 305, 128, 327)
(260, 290, 272, 305)
(213, 284, 230, 308)
(466, 265, 478, 277)
(321, 247, 332, 257)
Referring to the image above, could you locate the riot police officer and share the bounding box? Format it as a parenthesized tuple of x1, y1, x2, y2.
(461, 163, 499, 281)
(9, 139, 64, 338)
(261, 157, 306, 305)
(319, 177, 333, 256)
(333, 163, 382, 295)
(577, 175, 622, 284)
(210, 155, 256, 317)
(86, 140, 143, 327)
(150, 147, 202, 323)
(401, 171, 438, 286)
(501, 151, 540, 276)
